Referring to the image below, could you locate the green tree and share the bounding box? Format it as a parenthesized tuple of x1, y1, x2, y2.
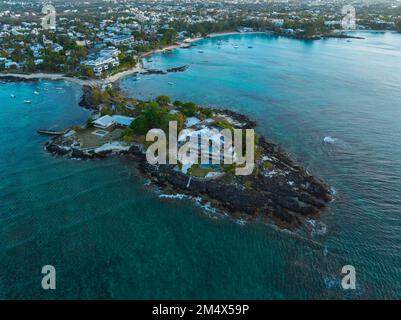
(173, 100, 182, 107)
(122, 127, 134, 144)
(86, 117, 94, 128)
(130, 102, 169, 134)
(155, 95, 171, 106)
(169, 112, 185, 132)
(181, 102, 198, 117)
(160, 28, 178, 45)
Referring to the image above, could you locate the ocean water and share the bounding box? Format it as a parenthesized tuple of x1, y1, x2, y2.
(1, 32, 401, 299)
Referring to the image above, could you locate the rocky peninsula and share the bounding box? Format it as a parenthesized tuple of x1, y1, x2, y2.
(44, 86, 332, 230)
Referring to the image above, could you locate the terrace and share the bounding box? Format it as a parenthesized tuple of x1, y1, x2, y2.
(76, 128, 124, 149)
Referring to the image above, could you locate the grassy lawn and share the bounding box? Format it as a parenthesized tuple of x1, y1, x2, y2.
(189, 165, 213, 178)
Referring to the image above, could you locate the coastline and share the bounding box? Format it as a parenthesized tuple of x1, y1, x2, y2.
(0, 31, 259, 86)
(1, 31, 333, 230)
(0, 29, 364, 87)
(0, 72, 99, 87)
(0, 63, 145, 87)
(45, 98, 332, 230)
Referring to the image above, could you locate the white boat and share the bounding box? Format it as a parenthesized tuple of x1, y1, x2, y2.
(24, 100, 32, 104)
(233, 45, 239, 49)
(168, 82, 174, 86)
(34, 91, 39, 95)
(10, 94, 16, 98)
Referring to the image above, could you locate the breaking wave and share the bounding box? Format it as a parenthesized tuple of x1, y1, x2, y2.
(323, 136, 338, 144)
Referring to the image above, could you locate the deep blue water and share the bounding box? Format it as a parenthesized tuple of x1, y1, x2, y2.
(1, 32, 401, 299)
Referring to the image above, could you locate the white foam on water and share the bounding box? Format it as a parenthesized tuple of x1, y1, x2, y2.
(323, 276, 340, 289)
(323, 245, 329, 256)
(236, 218, 247, 226)
(305, 219, 327, 236)
(159, 193, 189, 200)
(323, 136, 338, 144)
(330, 186, 337, 203)
(94, 141, 130, 153)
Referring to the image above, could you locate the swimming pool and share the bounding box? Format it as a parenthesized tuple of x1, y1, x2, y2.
(93, 130, 109, 137)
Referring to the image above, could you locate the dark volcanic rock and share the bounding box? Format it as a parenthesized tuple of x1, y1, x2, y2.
(0, 75, 39, 83)
(45, 141, 70, 155)
(141, 69, 167, 75)
(128, 131, 332, 230)
(45, 108, 332, 230)
(216, 108, 257, 128)
(79, 85, 97, 109)
(166, 65, 189, 73)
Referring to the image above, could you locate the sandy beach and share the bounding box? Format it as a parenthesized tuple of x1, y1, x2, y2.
(0, 72, 99, 87)
(103, 64, 145, 84)
(0, 31, 263, 87)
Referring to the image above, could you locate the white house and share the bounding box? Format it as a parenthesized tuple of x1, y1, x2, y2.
(104, 35, 135, 46)
(112, 115, 135, 127)
(93, 115, 115, 130)
(81, 47, 121, 76)
(178, 127, 236, 164)
(4, 61, 19, 69)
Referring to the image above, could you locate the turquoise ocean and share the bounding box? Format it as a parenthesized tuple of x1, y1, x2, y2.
(1, 32, 401, 299)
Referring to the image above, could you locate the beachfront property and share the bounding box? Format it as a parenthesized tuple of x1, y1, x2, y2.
(3, 60, 20, 69)
(104, 35, 135, 46)
(93, 114, 135, 131)
(93, 115, 116, 131)
(81, 47, 121, 76)
(177, 118, 237, 175)
(29, 44, 44, 58)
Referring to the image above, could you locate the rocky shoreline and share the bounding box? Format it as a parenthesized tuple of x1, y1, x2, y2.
(127, 133, 332, 230)
(45, 99, 332, 230)
(2, 52, 333, 230)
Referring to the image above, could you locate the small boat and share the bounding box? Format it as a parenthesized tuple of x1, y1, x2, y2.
(198, 50, 204, 53)
(233, 45, 239, 49)
(10, 94, 16, 98)
(34, 91, 39, 95)
(248, 46, 253, 49)
(168, 82, 174, 86)
(24, 100, 32, 104)
(347, 40, 352, 43)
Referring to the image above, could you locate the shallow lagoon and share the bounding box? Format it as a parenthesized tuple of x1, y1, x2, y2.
(1, 32, 401, 298)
